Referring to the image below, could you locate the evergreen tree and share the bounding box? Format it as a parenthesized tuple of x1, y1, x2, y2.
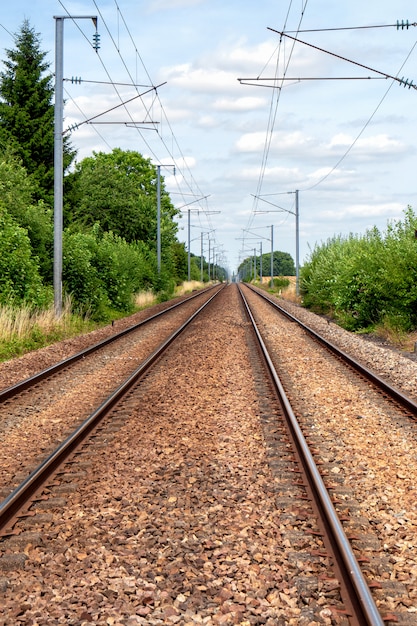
(0, 19, 75, 205)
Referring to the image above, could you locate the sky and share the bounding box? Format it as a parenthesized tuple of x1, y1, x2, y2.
(1, 1, 416, 277)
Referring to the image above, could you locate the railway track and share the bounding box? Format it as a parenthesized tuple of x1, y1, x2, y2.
(243, 283, 417, 418)
(0, 284, 416, 624)
(240, 283, 417, 624)
(0, 285, 223, 499)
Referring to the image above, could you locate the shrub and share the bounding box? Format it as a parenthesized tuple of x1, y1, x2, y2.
(62, 230, 109, 317)
(300, 207, 417, 333)
(0, 204, 51, 307)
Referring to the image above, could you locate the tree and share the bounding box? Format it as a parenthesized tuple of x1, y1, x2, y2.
(65, 148, 180, 251)
(238, 250, 295, 279)
(0, 19, 75, 205)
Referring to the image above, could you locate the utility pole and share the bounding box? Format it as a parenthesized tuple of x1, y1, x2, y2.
(295, 189, 300, 295)
(54, 17, 64, 317)
(259, 241, 263, 283)
(54, 15, 98, 316)
(201, 232, 204, 282)
(156, 163, 175, 275)
(184, 203, 217, 280)
(157, 165, 161, 274)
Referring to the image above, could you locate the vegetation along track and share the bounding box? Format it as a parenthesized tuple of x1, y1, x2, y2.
(0, 284, 417, 624)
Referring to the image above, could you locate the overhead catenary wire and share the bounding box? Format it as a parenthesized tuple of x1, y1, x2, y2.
(267, 26, 417, 89)
(112, 3, 210, 205)
(238, 76, 390, 87)
(282, 20, 417, 34)
(242, 0, 310, 256)
(241, 7, 417, 240)
(110, 1, 216, 236)
(58, 2, 208, 204)
(63, 83, 165, 134)
(301, 37, 417, 192)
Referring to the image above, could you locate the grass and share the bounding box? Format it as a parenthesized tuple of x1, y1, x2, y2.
(255, 276, 302, 304)
(374, 319, 417, 353)
(0, 283, 209, 363)
(174, 280, 206, 296)
(134, 290, 157, 309)
(0, 297, 96, 363)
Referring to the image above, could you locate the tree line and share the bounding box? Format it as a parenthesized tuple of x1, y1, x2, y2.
(238, 251, 295, 281)
(0, 20, 219, 320)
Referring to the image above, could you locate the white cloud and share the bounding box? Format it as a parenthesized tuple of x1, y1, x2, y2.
(213, 96, 266, 112)
(162, 64, 239, 95)
(328, 133, 407, 157)
(238, 165, 301, 184)
(320, 202, 404, 221)
(235, 130, 314, 154)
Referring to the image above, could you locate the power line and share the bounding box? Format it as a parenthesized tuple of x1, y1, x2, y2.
(63, 83, 165, 133)
(110, 1, 215, 235)
(0, 22, 14, 38)
(245, 0, 310, 241)
(302, 38, 417, 192)
(64, 77, 153, 87)
(239, 76, 390, 87)
(282, 21, 417, 34)
(63, 86, 113, 151)
(267, 27, 417, 89)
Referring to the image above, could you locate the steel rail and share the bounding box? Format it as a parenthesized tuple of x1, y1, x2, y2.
(245, 283, 417, 417)
(238, 284, 384, 626)
(0, 284, 220, 402)
(0, 285, 224, 534)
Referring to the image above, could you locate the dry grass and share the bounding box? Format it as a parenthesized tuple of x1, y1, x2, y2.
(0, 297, 94, 362)
(0, 297, 74, 342)
(258, 276, 302, 304)
(134, 290, 157, 310)
(403, 331, 417, 353)
(279, 277, 302, 304)
(175, 280, 205, 296)
(375, 323, 417, 353)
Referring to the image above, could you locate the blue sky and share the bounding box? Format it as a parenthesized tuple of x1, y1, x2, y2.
(1, 1, 416, 276)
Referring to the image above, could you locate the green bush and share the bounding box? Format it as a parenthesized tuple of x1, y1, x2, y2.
(63, 230, 109, 317)
(95, 232, 155, 312)
(0, 204, 51, 307)
(300, 207, 417, 332)
(63, 227, 163, 319)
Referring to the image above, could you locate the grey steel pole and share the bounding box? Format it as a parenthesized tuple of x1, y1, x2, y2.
(295, 189, 300, 296)
(200, 232, 204, 282)
(260, 241, 263, 283)
(187, 208, 191, 281)
(54, 15, 97, 316)
(208, 239, 211, 281)
(157, 165, 161, 274)
(270, 224, 274, 288)
(54, 17, 64, 317)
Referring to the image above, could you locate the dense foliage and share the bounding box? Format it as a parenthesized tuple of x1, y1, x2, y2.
(0, 149, 53, 281)
(0, 21, 217, 321)
(238, 250, 295, 280)
(0, 204, 51, 307)
(300, 207, 417, 332)
(65, 149, 177, 244)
